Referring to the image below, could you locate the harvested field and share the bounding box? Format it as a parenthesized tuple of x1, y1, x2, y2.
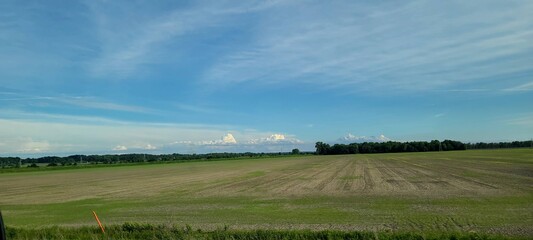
(1, 149, 532, 236)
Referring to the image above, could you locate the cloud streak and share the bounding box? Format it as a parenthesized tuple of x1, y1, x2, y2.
(503, 81, 533, 92)
(0, 93, 153, 114)
(505, 114, 533, 127)
(86, 1, 286, 78)
(203, 1, 533, 94)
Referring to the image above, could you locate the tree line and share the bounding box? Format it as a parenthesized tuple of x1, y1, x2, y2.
(465, 140, 532, 149)
(314, 139, 533, 155)
(315, 140, 467, 155)
(0, 151, 305, 169)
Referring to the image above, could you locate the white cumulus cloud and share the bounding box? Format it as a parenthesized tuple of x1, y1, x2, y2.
(144, 144, 157, 150)
(112, 145, 128, 151)
(18, 139, 50, 153)
(222, 133, 237, 144)
(337, 133, 391, 143)
(173, 133, 238, 146)
(0, 138, 51, 154)
(248, 134, 303, 145)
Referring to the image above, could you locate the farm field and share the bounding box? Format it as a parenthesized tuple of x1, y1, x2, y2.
(1, 149, 532, 237)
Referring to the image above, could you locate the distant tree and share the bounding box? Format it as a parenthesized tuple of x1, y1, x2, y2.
(331, 144, 350, 155)
(28, 163, 39, 168)
(315, 142, 330, 155)
(291, 148, 300, 154)
(348, 143, 359, 154)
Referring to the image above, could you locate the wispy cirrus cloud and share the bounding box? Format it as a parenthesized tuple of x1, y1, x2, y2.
(504, 113, 533, 127)
(203, 1, 533, 94)
(0, 91, 243, 119)
(86, 1, 287, 78)
(437, 89, 490, 93)
(60, 97, 151, 113)
(0, 93, 152, 114)
(173, 103, 223, 115)
(503, 81, 533, 92)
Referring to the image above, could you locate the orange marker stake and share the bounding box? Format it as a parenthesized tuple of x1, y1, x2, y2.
(92, 211, 105, 234)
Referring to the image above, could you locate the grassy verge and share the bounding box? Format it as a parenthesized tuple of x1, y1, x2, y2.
(6, 223, 525, 240)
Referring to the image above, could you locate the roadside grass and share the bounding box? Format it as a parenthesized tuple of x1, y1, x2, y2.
(6, 224, 526, 240)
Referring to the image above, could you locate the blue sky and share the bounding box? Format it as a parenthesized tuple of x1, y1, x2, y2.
(1, 0, 532, 156)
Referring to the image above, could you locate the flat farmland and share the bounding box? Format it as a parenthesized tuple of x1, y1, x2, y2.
(1, 149, 532, 236)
